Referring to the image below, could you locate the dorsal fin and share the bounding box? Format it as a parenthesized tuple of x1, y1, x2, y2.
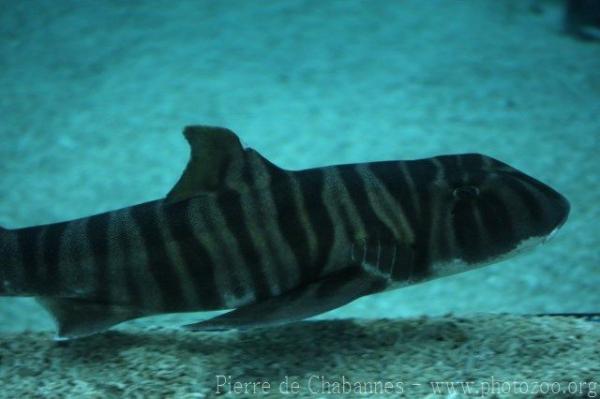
(166, 126, 247, 203)
(167, 125, 283, 204)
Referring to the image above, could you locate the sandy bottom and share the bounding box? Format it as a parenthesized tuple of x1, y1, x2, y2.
(1, 315, 599, 398)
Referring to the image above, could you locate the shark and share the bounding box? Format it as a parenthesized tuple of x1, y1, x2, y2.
(0, 126, 570, 340)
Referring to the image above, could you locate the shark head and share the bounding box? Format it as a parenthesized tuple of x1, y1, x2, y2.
(406, 153, 570, 279)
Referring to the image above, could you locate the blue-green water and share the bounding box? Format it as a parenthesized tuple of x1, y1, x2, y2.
(0, 0, 598, 336)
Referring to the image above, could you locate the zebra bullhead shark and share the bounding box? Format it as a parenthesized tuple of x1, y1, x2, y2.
(0, 126, 570, 340)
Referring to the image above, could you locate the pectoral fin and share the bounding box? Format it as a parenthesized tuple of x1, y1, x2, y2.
(184, 266, 387, 331)
(37, 298, 149, 341)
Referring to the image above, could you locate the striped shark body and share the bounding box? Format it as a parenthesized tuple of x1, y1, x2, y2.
(0, 126, 570, 340)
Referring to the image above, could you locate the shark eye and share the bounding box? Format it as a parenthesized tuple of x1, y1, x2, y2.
(453, 186, 480, 200)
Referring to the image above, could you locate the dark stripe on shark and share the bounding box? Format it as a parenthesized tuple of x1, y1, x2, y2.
(512, 172, 566, 220)
(119, 211, 145, 309)
(434, 155, 478, 263)
(334, 166, 369, 233)
(242, 163, 291, 295)
(16, 226, 42, 293)
(43, 222, 68, 293)
(164, 200, 221, 309)
(454, 153, 485, 174)
(368, 162, 420, 238)
(452, 200, 487, 262)
(452, 193, 519, 264)
(477, 192, 516, 255)
(367, 162, 420, 280)
(503, 177, 546, 225)
(266, 170, 313, 282)
(402, 160, 437, 279)
(216, 190, 270, 301)
(337, 165, 398, 240)
(245, 164, 296, 291)
(85, 213, 110, 303)
(129, 203, 183, 310)
(295, 168, 335, 279)
(436, 154, 487, 187)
